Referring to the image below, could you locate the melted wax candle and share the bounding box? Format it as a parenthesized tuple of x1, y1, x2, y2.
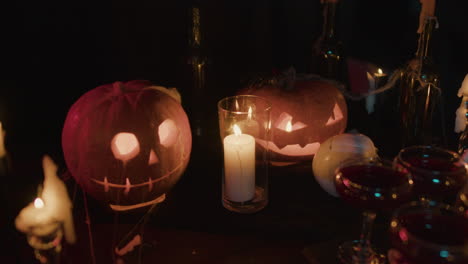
(15, 155, 76, 244)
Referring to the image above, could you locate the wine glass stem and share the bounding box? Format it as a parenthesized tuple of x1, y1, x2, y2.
(359, 210, 376, 259)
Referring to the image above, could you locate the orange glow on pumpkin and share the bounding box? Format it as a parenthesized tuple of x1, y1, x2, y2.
(111, 132, 140, 162)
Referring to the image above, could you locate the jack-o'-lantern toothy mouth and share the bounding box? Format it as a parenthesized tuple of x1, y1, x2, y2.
(256, 139, 321, 157)
(90, 158, 186, 194)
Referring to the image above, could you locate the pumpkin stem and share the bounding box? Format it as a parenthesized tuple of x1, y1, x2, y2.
(113, 81, 126, 93)
(147, 86, 182, 104)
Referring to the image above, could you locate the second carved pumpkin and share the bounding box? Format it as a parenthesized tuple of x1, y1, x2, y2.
(239, 75, 348, 165)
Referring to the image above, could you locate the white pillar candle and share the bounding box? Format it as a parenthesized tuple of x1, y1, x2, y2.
(223, 124, 255, 202)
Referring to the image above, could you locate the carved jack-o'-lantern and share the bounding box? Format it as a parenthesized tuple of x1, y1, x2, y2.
(62, 80, 191, 211)
(240, 74, 347, 165)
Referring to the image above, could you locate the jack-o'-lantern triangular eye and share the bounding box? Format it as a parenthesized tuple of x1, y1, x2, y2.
(275, 112, 307, 132)
(111, 132, 140, 162)
(326, 103, 344, 126)
(158, 119, 179, 147)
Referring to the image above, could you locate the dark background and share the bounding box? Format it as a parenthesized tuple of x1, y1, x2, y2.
(2, 0, 467, 158)
(0, 1, 468, 262)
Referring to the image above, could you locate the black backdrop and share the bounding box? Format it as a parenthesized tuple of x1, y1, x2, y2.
(1, 0, 468, 198)
(1, 0, 468, 262)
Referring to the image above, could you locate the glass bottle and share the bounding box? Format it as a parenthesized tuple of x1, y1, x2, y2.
(312, 0, 345, 83)
(186, 4, 208, 137)
(399, 16, 440, 147)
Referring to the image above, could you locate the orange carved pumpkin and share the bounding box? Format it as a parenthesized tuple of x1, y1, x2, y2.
(240, 75, 347, 165)
(62, 80, 191, 211)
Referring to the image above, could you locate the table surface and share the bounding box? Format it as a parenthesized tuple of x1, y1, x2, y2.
(0, 77, 449, 264)
(1, 125, 403, 264)
(0, 80, 429, 264)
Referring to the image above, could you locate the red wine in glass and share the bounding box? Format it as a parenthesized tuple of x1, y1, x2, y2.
(335, 164, 413, 212)
(334, 158, 413, 264)
(394, 146, 467, 203)
(389, 201, 468, 264)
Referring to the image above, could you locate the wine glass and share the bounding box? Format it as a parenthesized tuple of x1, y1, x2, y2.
(455, 182, 468, 216)
(389, 201, 468, 264)
(334, 158, 413, 264)
(394, 145, 468, 204)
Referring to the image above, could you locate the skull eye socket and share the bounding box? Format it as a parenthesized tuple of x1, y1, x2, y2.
(111, 132, 140, 162)
(158, 119, 179, 147)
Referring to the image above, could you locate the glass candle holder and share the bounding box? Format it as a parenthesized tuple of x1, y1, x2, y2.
(218, 95, 271, 213)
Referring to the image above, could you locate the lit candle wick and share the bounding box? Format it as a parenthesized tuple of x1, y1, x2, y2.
(374, 68, 386, 77)
(34, 198, 44, 209)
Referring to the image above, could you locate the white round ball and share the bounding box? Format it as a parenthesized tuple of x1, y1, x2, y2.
(312, 133, 378, 197)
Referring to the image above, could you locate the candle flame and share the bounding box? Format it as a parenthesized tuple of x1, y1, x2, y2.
(285, 120, 292, 132)
(377, 68, 383, 75)
(34, 198, 44, 209)
(233, 124, 242, 136)
(247, 107, 252, 120)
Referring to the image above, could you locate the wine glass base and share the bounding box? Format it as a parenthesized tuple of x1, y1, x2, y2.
(337, 240, 386, 264)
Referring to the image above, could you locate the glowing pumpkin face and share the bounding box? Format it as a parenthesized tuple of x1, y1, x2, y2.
(62, 80, 191, 211)
(240, 79, 347, 165)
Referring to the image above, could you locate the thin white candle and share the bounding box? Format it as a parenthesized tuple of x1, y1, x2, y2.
(15, 155, 76, 244)
(457, 74, 468, 97)
(455, 74, 468, 133)
(418, 0, 436, 33)
(223, 124, 255, 202)
(0, 122, 5, 158)
(366, 72, 376, 114)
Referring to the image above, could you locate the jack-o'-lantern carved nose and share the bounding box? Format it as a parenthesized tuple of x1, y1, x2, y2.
(148, 149, 159, 165)
(111, 132, 140, 162)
